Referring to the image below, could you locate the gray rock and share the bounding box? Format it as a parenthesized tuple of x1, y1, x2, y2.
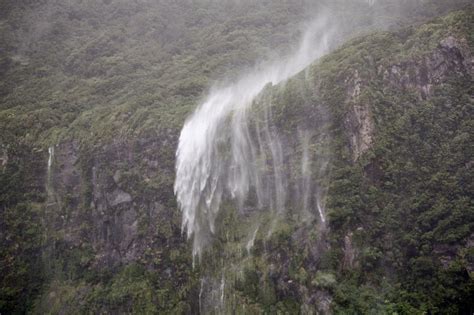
(109, 189, 132, 206)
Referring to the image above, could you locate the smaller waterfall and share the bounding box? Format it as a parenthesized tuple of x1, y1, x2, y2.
(220, 274, 225, 305)
(317, 200, 326, 223)
(246, 225, 260, 254)
(199, 278, 204, 314)
(46, 146, 55, 199)
(300, 130, 312, 218)
(47, 146, 54, 173)
(198, 275, 228, 313)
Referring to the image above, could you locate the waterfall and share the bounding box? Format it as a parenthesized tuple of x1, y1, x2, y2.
(246, 225, 260, 254)
(198, 275, 227, 313)
(46, 146, 54, 199)
(300, 130, 313, 219)
(47, 146, 54, 173)
(220, 274, 225, 305)
(198, 278, 204, 314)
(174, 14, 336, 260)
(317, 200, 326, 223)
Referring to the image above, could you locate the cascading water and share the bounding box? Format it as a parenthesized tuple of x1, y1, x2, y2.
(174, 14, 336, 260)
(299, 129, 313, 219)
(46, 146, 55, 199)
(47, 146, 54, 170)
(172, 2, 389, 312)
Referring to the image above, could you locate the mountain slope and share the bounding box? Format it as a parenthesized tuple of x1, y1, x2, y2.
(190, 9, 473, 313)
(0, 1, 473, 314)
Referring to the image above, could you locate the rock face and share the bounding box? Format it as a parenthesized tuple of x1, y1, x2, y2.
(35, 30, 472, 312)
(345, 68, 374, 161)
(383, 36, 472, 99)
(2, 9, 473, 313)
(344, 35, 472, 161)
(342, 231, 357, 270)
(46, 135, 181, 269)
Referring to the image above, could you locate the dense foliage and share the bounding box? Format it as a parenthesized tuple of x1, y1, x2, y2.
(324, 13, 474, 312)
(0, 0, 472, 313)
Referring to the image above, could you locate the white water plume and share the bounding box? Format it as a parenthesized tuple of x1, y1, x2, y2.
(246, 225, 260, 254)
(46, 146, 55, 200)
(174, 13, 335, 259)
(47, 146, 54, 171)
(220, 274, 225, 305)
(317, 200, 326, 223)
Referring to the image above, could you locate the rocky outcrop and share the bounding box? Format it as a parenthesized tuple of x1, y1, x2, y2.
(344, 35, 472, 161)
(382, 35, 472, 100)
(344, 69, 375, 161)
(46, 134, 181, 269)
(342, 231, 358, 270)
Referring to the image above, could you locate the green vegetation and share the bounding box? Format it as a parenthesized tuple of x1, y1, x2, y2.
(316, 9, 474, 313)
(0, 143, 45, 313)
(0, 0, 473, 314)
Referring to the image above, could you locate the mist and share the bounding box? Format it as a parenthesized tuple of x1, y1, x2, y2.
(1, 0, 472, 313)
(172, 0, 462, 260)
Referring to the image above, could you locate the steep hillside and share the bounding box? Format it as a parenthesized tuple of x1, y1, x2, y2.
(0, 1, 473, 314)
(185, 9, 473, 313)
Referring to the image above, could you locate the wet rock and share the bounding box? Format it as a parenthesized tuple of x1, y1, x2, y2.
(344, 70, 374, 161)
(108, 188, 132, 206)
(343, 231, 358, 270)
(345, 102, 374, 161)
(314, 290, 332, 315)
(345, 35, 471, 161)
(384, 35, 472, 100)
(44, 135, 179, 270)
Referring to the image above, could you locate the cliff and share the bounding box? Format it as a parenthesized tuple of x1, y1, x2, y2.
(0, 2, 473, 314)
